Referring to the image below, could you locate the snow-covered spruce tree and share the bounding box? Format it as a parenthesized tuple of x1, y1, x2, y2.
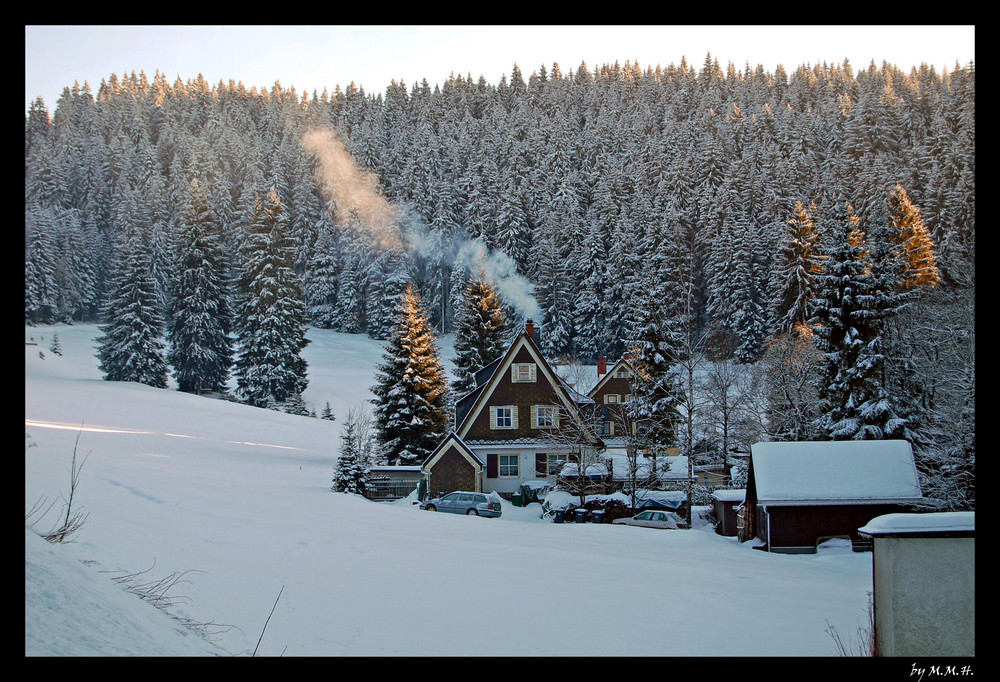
(885, 183, 940, 292)
(728, 219, 772, 364)
(303, 216, 341, 329)
(96, 223, 168, 388)
(626, 280, 684, 456)
(167, 179, 234, 394)
(321, 402, 336, 421)
(451, 271, 509, 395)
(371, 283, 450, 466)
(365, 248, 410, 341)
(333, 406, 375, 495)
(233, 187, 310, 410)
(25, 206, 59, 325)
(775, 200, 825, 333)
(808, 201, 910, 440)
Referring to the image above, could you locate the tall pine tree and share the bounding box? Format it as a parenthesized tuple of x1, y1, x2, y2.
(167, 179, 234, 394)
(371, 283, 450, 466)
(451, 271, 509, 395)
(96, 223, 168, 388)
(775, 201, 825, 332)
(626, 280, 683, 455)
(885, 183, 940, 291)
(809, 201, 909, 440)
(234, 187, 310, 410)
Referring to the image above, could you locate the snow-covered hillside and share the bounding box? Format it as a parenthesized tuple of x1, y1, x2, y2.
(26, 324, 875, 656)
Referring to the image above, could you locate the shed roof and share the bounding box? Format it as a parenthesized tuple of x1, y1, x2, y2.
(712, 489, 747, 503)
(750, 440, 923, 505)
(859, 511, 974, 536)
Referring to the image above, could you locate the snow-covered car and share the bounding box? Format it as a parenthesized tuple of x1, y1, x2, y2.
(420, 491, 502, 518)
(612, 510, 687, 529)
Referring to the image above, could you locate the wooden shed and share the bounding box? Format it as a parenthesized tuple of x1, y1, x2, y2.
(711, 489, 746, 537)
(744, 440, 924, 553)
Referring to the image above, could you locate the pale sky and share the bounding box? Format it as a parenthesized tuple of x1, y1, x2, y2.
(25, 25, 975, 114)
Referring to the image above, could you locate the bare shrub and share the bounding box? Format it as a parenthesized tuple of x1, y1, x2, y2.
(25, 425, 90, 543)
(826, 591, 878, 656)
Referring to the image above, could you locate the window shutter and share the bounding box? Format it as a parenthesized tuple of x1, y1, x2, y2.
(487, 454, 498, 478)
(529, 363, 537, 382)
(531, 405, 538, 428)
(489, 406, 497, 429)
(511, 406, 518, 429)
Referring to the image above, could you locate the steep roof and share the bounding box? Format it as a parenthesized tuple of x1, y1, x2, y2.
(454, 329, 601, 446)
(586, 356, 638, 399)
(421, 432, 483, 471)
(749, 440, 923, 505)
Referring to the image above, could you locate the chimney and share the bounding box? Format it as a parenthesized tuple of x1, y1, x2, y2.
(525, 319, 535, 340)
(597, 356, 607, 377)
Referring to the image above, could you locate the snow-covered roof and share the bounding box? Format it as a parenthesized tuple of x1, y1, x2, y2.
(636, 489, 686, 503)
(599, 450, 689, 480)
(859, 512, 974, 536)
(559, 462, 608, 477)
(750, 440, 922, 505)
(712, 489, 746, 502)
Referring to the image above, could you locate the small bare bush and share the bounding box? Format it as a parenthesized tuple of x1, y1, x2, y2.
(105, 560, 237, 640)
(26, 425, 90, 543)
(826, 591, 878, 656)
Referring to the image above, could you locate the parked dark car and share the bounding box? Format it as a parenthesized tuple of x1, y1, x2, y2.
(420, 491, 502, 518)
(612, 509, 687, 529)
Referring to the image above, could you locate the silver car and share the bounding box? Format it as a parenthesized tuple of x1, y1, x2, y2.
(420, 491, 502, 517)
(612, 510, 687, 529)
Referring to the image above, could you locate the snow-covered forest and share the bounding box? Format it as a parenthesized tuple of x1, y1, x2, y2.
(24, 56, 974, 509)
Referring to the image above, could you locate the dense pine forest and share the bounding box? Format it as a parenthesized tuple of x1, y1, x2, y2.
(24, 56, 974, 508)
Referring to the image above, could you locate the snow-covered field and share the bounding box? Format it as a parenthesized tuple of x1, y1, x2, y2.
(25, 323, 876, 656)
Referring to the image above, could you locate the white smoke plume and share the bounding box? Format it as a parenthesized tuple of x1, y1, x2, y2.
(301, 127, 542, 322)
(300, 127, 403, 250)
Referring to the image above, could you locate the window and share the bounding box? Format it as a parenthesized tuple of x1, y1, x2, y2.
(546, 453, 567, 475)
(533, 405, 557, 428)
(598, 421, 613, 436)
(512, 363, 536, 383)
(605, 394, 620, 404)
(616, 368, 631, 378)
(491, 405, 516, 429)
(499, 454, 519, 477)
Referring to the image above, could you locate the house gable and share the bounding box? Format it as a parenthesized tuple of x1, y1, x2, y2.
(587, 357, 637, 405)
(456, 332, 598, 445)
(587, 357, 638, 437)
(421, 433, 483, 497)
